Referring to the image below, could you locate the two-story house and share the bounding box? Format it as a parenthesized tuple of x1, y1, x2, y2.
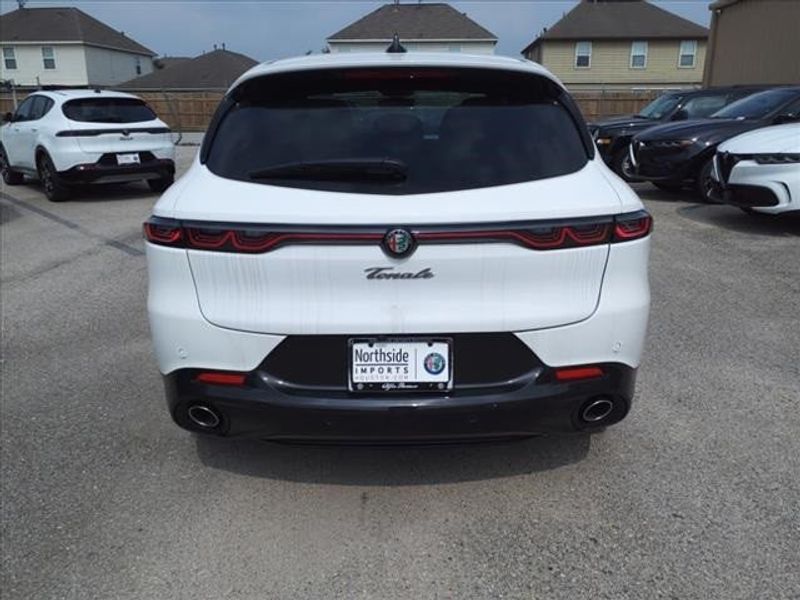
(521, 0, 709, 91)
(0, 6, 156, 88)
(327, 2, 497, 55)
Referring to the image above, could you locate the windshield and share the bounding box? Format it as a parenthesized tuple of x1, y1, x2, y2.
(62, 98, 157, 123)
(205, 68, 589, 195)
(638, 94, 681, 119)
(712, 89, 798, 120)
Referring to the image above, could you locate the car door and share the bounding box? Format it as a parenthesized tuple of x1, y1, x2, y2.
(14, 96, 52, 170)
(3, 96, 36, 168)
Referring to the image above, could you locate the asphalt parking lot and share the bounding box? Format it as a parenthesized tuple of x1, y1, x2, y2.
(2, 145, 799, 600)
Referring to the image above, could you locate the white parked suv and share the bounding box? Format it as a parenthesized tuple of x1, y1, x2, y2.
(144, 53, 652, 441)
(0, 89, 175, 202)
(712, 123, 800, 215)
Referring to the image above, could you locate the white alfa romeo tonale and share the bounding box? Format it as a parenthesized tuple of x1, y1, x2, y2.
(144, 51, 651, 441)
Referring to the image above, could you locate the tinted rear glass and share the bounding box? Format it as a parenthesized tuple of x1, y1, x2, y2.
(205, 68, 589, 194)
(62, 98, 157, 123)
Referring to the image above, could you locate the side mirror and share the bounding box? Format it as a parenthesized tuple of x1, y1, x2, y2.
(672, 109, 689, 121)
(773, 113, 798, 125)
(2, 112, 13, 123)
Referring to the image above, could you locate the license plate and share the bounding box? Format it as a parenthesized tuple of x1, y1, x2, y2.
(349, 338, 452, 392)
(116, 153, 140, 165)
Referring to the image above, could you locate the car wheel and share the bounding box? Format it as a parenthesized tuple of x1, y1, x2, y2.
(148, 175, 174, 193)
(0, 146, 24, 186)
(695, 158, 717, 203)
(611, 149, 636, 183)
(37, 153, 70, 202)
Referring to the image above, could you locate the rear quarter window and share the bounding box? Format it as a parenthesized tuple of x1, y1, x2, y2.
(204, 68, 591, 195)
(62, 98, 157, 123)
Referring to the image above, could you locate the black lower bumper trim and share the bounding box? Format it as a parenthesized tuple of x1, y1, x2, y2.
(711, 181, 780, 207)
(60, 159, 175, 184)
(164, 363, 636, 442)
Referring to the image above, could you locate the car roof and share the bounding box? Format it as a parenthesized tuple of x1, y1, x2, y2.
(230, 52, 562, 91)
(30, 89, 142, 102)
(682, 85, 768, 97)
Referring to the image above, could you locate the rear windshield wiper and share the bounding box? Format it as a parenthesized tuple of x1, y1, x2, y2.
(249, 158, 407, 182)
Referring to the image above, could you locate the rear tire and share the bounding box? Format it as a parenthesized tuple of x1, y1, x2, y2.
(695, 158, 717, 203)
(148, 175, 174, 193)
(0, 146, 24, 185)
(37, 153, 70, 202)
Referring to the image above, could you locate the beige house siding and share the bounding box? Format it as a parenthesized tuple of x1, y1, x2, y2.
(536, 39, 706, 90)
(704, 0, 800, 86)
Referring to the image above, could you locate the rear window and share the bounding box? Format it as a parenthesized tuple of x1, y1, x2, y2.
(205, 68, 589, 194)
(62, 98, 157, 123)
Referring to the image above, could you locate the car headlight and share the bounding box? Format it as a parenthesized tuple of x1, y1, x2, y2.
(596, 137, 613, 146)
(753, 153, 800, 164)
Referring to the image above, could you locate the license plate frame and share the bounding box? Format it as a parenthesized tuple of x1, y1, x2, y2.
(348, 337, 453, 393)
(116, 153, 141, 165)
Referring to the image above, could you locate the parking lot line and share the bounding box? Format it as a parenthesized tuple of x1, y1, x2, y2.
(0, 190, 144, 257)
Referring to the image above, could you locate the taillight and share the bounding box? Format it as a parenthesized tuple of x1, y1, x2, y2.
(143, 219, 182, 245)
(143, 210, 651, 254)
(614, 211, 652, 242)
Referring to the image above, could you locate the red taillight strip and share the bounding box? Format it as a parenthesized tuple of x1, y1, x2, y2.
(229, 231, 383, 253)
(143, 211, 650, 253)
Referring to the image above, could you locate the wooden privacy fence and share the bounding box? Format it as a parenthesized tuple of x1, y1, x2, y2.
(0, 88, 661, 132)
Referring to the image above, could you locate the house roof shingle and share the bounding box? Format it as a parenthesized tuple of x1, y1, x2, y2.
(328, 3, 497, 42)
(522, 0, 708, 54)
(117, 49, 258, 90)
(0, 7, 156, 56)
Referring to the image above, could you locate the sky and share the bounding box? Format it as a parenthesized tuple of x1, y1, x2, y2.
(0, 0, 712, 60)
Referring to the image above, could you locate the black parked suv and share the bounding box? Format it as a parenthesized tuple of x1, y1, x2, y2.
(588, 86, 765, 180)
(629, 86, 800, 200)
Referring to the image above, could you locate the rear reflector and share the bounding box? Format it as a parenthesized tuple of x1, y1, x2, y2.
(554, 366, 605, 382)
(143, 210, 651, 254)
(195, 371, 247, 386)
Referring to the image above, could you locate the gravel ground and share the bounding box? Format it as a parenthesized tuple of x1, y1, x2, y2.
(2, 146, 799, 599)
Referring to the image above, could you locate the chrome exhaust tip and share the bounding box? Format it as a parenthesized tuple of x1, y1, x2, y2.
(187, 404, 221, 429)
(580, 397, 615, 424)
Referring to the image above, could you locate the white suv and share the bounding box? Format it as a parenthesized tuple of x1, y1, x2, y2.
(0, 89, 175, 202)
(144, 53, 651, 441)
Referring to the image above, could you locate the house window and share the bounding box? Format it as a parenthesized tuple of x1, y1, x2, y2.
(630, 41, 647, 69)
(2, 47, 16, 70)
(679, 40, 697, 68)
(42, 46, 56, 70)
(135, 57, 142, 75)
(448, 44, 461, 53)
(575, 41, 591, 68)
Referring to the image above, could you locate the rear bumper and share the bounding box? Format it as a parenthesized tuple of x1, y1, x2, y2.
(165, 364, 636, 441)
(59, 158, 175, 184)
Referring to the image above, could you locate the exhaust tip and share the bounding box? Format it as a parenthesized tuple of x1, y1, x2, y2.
(580, 397, 615, 424)
(187, 404, 221, 429)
